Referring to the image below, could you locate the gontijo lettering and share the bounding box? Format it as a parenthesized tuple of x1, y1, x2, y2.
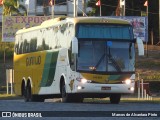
(26, 56, 41, 66)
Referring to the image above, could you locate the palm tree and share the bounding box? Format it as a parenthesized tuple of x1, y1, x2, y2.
(3, 0, 27, 16)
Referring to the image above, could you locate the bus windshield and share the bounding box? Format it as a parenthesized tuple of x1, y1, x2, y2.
(77, 24, 135, 73)
(77, 24, 134, 39)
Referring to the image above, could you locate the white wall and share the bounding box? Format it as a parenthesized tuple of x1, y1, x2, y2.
(20, 0, 91, 16)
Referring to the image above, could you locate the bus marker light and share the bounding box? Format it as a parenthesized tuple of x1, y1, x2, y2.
(77, 86, 82, 90)
(77, 86, 85, 90)
(128, 87, 134, 91)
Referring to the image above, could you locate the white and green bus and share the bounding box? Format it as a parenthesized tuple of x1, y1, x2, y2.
(14, 17, 144, 103)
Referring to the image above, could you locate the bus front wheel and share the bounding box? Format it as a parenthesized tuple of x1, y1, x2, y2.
(61, 81, 83, 103)
(61, 81, 71, 103)
(110, 94, 121, 104)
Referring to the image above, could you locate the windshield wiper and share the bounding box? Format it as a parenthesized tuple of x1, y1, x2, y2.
(94, 53, 121, 72)
(107, 54, 121, 72)
(94, 53, 105, 70)
(108, 47, 121, 72)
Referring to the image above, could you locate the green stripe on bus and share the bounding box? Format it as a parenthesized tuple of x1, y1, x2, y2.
(40, 51, 59, 87)
(45, 52, 58, 86)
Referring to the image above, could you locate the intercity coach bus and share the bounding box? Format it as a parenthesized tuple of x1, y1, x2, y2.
(14, 17, 144, 103)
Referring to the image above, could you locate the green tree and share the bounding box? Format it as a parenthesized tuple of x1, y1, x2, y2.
(3, 0, 27, 16)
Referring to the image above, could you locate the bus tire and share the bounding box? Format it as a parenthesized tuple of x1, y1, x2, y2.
(110, 94, 121, 104)
(24, 86, 45, 102)
(21, 81, 25, 96)
(24, 85, 32, 102)
(61, 81, 71, 103)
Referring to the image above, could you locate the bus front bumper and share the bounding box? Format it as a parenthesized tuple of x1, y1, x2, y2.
(74, 83, 135, 94)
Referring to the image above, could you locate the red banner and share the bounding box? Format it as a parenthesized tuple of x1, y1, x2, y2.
(0, 0, 3, 6)
(144, 1, 148, 6)
(49, 0, 54, 6)
(96, 0, 101, 6)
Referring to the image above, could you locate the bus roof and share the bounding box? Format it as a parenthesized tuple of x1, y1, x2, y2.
(16, 17, 130, 35)
(71, 17, 130, 25)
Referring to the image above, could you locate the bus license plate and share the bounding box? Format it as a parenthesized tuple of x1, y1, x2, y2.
(101, 86, 111, 90)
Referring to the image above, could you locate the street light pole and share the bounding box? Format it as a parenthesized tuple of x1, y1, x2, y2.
(52, 4, 54, 18)
(120, 0, 125, 16)
(66, 0, 69, 16)
(3, 42, 5, 68)
(73, 0, 77, 17)
(25, 0, 29, 16)
(96, 0, 101, 16)
(100, 1, 102, 16)
(50, 0, 55, 18)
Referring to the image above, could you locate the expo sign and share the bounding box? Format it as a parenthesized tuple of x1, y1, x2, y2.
(15, 16, 51, 24)
(2, 16, 51, 42)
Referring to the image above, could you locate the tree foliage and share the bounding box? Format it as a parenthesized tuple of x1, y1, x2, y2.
(3, 0, 27, 16)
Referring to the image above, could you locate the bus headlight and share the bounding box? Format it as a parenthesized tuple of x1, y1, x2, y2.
(76, 78, 92, 84)
(123, 79, 132, 84)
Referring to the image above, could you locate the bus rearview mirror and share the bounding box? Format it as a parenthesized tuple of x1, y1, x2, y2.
(136, 37, 144, 56)
(72, 37, 78, 54)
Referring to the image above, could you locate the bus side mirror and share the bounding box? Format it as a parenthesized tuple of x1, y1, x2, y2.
(72, 37, 78, 54)
(136, 37, 144, 56)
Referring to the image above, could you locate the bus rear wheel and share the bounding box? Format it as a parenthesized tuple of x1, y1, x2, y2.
(24, 85, 32, 102)
(110, 94, 121, 104)
(24, 84, 45, 102)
